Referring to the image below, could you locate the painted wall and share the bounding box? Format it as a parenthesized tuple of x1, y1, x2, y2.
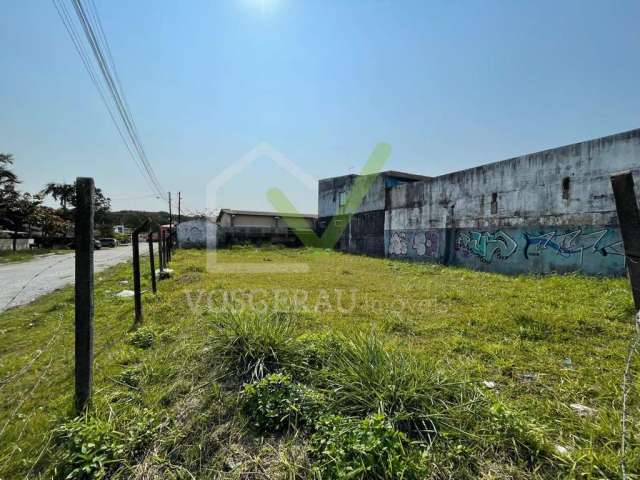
(386, 226, 625, 275)
(384, 128, 640, 275)
(177, 219, 217, 248)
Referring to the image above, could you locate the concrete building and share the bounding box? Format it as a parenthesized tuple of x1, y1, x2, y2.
(176, 209, 317, 248)
(319, 128, 640, 275)
(318, 171, 428, 255)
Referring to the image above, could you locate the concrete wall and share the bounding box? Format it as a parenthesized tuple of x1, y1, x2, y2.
(177, 219, 217, 248)
(318, 173, 426, 255)
(318, 174, 387, 217)
(219, 213, 276, 228)
(384, 128, 640, 275)
(0, 238, 33, 251)
(177, 218, 312, 248)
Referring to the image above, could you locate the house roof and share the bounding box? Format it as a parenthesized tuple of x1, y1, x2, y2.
(215, 209, 317, 223)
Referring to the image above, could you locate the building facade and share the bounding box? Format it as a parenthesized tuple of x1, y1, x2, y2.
(317, 171, 428, 256)
(176, 210, 317, 248)
(320, 128, 640, 275)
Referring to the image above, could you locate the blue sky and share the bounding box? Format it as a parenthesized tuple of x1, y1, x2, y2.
(1, 0, 639, 214)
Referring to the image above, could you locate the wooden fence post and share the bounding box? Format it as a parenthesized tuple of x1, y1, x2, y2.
(148, 232, 157, 294)
(132, 221, 149, 324)
(610, 171, 640, 311)
(74, 177, 94, 413)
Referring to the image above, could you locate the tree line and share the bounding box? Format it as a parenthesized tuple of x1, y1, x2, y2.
(0, 153, 111, 250)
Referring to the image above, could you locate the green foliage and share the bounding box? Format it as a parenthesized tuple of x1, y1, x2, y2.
(1, 248, 637, 479)
(487, 400, 552, 462)
(129, 326, 156, 349)
(242, 373, 323, 432)
(310, 413, 428, 479)
(53, 411, 157, 480)
(53, 416, 124, 480)
(207, 311, 299, 381)
(321, 333, 457, 434)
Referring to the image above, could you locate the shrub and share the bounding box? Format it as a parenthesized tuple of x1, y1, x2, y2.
(242, 373, 323, 432)
(207, 312, 299, 381)
(310, 413, 428, 479)
(129, 327, 155, 349)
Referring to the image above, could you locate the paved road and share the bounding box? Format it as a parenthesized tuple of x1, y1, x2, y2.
(0, 244, 148, 313)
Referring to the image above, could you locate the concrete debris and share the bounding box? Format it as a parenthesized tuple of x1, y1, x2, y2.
(156, 268, 174, 279)
(570, 403, 597, 416)
(115, 290, 135, 298)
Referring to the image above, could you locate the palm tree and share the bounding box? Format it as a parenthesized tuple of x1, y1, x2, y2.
(41, 182, 75, 214)
(0, 154, 18, 189)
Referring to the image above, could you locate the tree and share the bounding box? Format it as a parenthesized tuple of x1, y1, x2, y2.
(41, 182, 75, 215)
(0, 154, 18, 189)
(0, 154, 19, 227)
(4, 193, 42, 251)
(37, 206, 72, 240)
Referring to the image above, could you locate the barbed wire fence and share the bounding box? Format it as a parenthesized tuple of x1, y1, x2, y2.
(0, 177, 171, 478)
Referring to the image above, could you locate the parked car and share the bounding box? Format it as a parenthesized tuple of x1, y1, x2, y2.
(100, 238, 118, 248)
(66, 239, 102, 250)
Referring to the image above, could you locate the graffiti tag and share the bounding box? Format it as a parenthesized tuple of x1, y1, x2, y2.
(412, 231, 439, 257)
(389, 232, 408, 256)
(523, 229, 624, 263)
(455, 230, 517, 263)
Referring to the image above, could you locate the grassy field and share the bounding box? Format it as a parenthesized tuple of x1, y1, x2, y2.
(0, 248, 68, 264)
(0, 247, 638, 479)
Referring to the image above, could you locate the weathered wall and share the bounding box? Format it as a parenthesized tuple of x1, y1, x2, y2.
(0, 239, 32, 251)
(318, 172, 427, 255)
(386, 226, 625, 275)
(318, 175, 387, 217)
(177, 219, 218, 248)
(384, 128, 640, 275)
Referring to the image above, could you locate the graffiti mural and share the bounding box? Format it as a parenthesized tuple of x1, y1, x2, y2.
(388, 232, 408, 256)
(412, 231, 439, 257)
(455, 230, 518, 263)
(523, 229, 624, 263)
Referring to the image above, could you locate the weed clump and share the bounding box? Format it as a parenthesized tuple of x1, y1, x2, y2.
(242, 373, 323, 432)
(53, 411, 157, 479)
(310, 413, 428, 479)
(207, 312, 299, 381)
(129, 326, 155, 349)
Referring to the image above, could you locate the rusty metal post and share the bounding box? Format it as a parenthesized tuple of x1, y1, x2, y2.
(148, 232, 157, 294)
(611, 171, 640, 311)
(74, 177, 94, 413)
(132, 220, 149, 324)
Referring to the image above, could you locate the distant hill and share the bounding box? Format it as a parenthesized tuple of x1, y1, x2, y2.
(104, 210, 198, 229)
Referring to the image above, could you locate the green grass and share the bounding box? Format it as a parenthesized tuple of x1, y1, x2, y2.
(0, 247, 638, 478)
(0, 248, 68, 264)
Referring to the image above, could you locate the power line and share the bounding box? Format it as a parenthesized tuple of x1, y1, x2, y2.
(52, 0, 167, 202)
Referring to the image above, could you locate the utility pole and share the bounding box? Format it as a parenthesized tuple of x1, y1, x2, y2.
(178, 192, 182, 224)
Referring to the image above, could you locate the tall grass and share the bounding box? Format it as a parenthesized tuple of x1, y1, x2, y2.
(206, 311, 300, 381)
